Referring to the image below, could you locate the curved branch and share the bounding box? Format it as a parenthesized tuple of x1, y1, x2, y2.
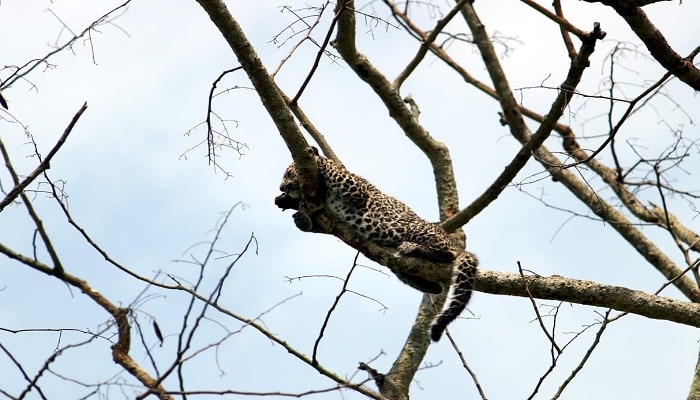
(333, 0, 461, 222)
(0, 244, 173, 399)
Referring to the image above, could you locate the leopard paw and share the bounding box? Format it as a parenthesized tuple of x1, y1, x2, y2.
(292, 211, 314, 232)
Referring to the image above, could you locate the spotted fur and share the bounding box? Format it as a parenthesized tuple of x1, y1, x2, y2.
(275, 152, 478, 341)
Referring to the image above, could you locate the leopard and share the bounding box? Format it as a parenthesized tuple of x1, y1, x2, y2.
(274, 149, 478, 341)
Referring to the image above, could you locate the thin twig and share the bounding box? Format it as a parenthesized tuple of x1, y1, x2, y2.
(551, 310, 612, 399)
(313, 251, 360, 364)
(393, 0, 471, 88)
(0, 102, 88, 212)
(518, 262, 561, 354)
(205, 67, 243, 164)
(519, 0, 586, 40)
(290, 3, 343, 104)
(2, 2, 132, 90)
(445, 330, 488, 400)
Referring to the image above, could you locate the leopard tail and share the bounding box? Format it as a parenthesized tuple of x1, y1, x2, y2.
(430, 251, 478, 341)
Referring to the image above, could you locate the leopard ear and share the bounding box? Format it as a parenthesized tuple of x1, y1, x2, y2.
(309, 146, 319, 156)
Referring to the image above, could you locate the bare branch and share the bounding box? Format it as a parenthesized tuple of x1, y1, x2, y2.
(0, 243, 173, 399)
(519, 0, 588, 41)
(1, 2, 132, 91)
(393, 0, 472, 89)
(687, 348, 700, 400)
(551, 310, 613, 399)
(0, 102, 88, 212)
(519, 263, 561, 355)
(290, 2, 340, 105)
(552, 0, 578, 60)
(312, 252, 360, 364)
(444, 332, 488, 400)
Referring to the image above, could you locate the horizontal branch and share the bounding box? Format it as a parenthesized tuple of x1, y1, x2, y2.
(478, 269, 700, 328)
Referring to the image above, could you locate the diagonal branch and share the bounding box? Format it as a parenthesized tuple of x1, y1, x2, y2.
(0, 243, 173, 399)
(519, 0, 587, 40)
(441, 5, 605, 232)
(393, 0, 472, 89)
(552, 0, 578, 60)
(290, 2, 340, 105)
(582, 0, 700, 90)
(195, 0, 320, 206)
(0, 102, 88, 212)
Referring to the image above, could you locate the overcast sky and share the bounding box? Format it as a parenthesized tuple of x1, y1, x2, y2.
(1, 1, 700, 399)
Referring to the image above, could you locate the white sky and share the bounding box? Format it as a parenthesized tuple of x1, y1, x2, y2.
(1, 1, 699, 399)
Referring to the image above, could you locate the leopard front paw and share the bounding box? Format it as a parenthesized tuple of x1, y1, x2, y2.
(292, 211, 314, 232)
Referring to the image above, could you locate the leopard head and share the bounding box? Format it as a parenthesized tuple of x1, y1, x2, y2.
(275, 147, 321, 211)
(279, 163, 300, 198)
(275, 163, 301, 211)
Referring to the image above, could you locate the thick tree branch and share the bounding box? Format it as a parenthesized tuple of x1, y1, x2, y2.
(478, 270, 700, 328)
(277, 199, 700, 328)
(688, 350, 700, 400)
(4, 237, 698, 334)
